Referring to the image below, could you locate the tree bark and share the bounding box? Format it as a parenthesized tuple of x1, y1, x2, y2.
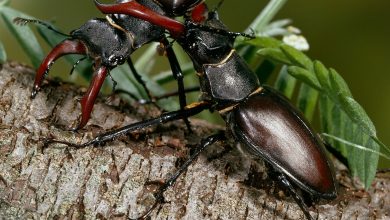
(0, 62, 389, 220)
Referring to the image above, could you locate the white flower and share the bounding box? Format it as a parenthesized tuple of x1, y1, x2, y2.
(283, 34, 310, 51)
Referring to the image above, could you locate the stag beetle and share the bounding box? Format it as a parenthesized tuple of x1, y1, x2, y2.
(27, 0, 338, 219)
(20, 0, 197, 130)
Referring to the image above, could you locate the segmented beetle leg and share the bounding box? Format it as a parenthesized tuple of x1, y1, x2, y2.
(127, 57, 154, 102)
(160, 37, 192, 132)
(134, 133, 225, 219)
(32, 39, 87, 98)
(276, 173, 314, 220)
(73, 65, 108, 130)
(44, 138, 83, 149)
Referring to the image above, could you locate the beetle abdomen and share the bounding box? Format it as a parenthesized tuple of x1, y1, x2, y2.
(229, 86, 337, 198)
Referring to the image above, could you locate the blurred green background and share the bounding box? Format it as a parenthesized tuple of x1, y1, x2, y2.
(1, 0, 389, 168)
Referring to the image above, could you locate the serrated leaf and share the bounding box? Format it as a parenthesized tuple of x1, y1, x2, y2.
(0, 7, 44, 68)
(313, 60, 331, 90)
(319, 95, 380, 189)
(371, 136, 390, 155)
(242, 33, 384, 188)
(287, 66, 321, 90)
(297, 84, 318, 121)
(338, 96, 376, 136)
(262, 19, 291, 37)
(274, 65, 296, 98)
(255, 59, 276, 83)
(247, 37, 283, 49)
(0, 40, 6, 63)
(257, 48, 291, 64)
(280, 44, 313, 70)
(239, 45, 261, 65)
(264, 18, 292, 31)
(329, 68, 352, 97)
(319, 95, 347, 156)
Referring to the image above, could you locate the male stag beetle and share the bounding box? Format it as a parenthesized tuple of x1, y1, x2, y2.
(20, 0, 195, 130)
(29, 0, 338, 219)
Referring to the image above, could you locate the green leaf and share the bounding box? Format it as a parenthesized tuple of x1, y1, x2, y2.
(153, 62, 194, 85)
(257, 48, 291, 64)
(280, 44, 313, 70)
(319, 95, 347, 156)
(313, 60, 331, 91)
(255, 59, 276, 83)
(0, 7, 44, 68)
(322, 134, 390, 160)
(297, 84, 318, 121)
(371, 136, 390, 155)
(338, 96, 376, 137)
(132, 43, 163, 98)
(241, 36, 385, 187)
(287, 66, 321, 90)
(0, 0, 11, 7)
(274, 65, 296, 98)
(111, 64, 145, 100)
(329, 68, 352, 97)
(247, 36, 283, 49)
(262, 18, 291, 36)
(0, 40, 6, 63)
(319, 95, 380, 189)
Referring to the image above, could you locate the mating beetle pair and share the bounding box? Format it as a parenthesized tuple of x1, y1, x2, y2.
(24, 0, 338, 219)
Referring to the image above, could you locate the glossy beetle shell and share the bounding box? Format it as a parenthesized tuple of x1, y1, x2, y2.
(155, 0, 203, 16)
(113, 0, 165, 49)
(201, 52, 259, 104)
(229, 86, 337, 198)
(71, 18, 132, 67)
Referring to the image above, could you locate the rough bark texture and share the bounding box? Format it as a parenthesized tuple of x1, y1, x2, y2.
(0, 62, 389, 220)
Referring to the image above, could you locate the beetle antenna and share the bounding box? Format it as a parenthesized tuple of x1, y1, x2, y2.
(186, 21, 255, 39)
(69, 57, 87, 75)
(212, 0, 225, 13)
(13, 17, 70, 37)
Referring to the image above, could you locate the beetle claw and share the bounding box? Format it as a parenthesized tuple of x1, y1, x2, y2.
(31, 86, 39, 98)
(32, 39, 87, 98)
(75, 65, 108, 130)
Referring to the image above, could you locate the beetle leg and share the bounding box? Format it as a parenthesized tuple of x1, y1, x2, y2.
(115, 86, 200, 105)
(32, 39, 87, 98)
(276, 173, 314, 220)
(190, 2, 209, 23)
(46, 101, 211, 148)
(127, 57, 154, 103)
(134, 132, 226, 219)
(160, 37, 192, 132)
(93, 0, 185, 37)
(76, 65, 108, 130)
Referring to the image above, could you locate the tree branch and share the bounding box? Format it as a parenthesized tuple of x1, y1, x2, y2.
(0, 62, 389, 219)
